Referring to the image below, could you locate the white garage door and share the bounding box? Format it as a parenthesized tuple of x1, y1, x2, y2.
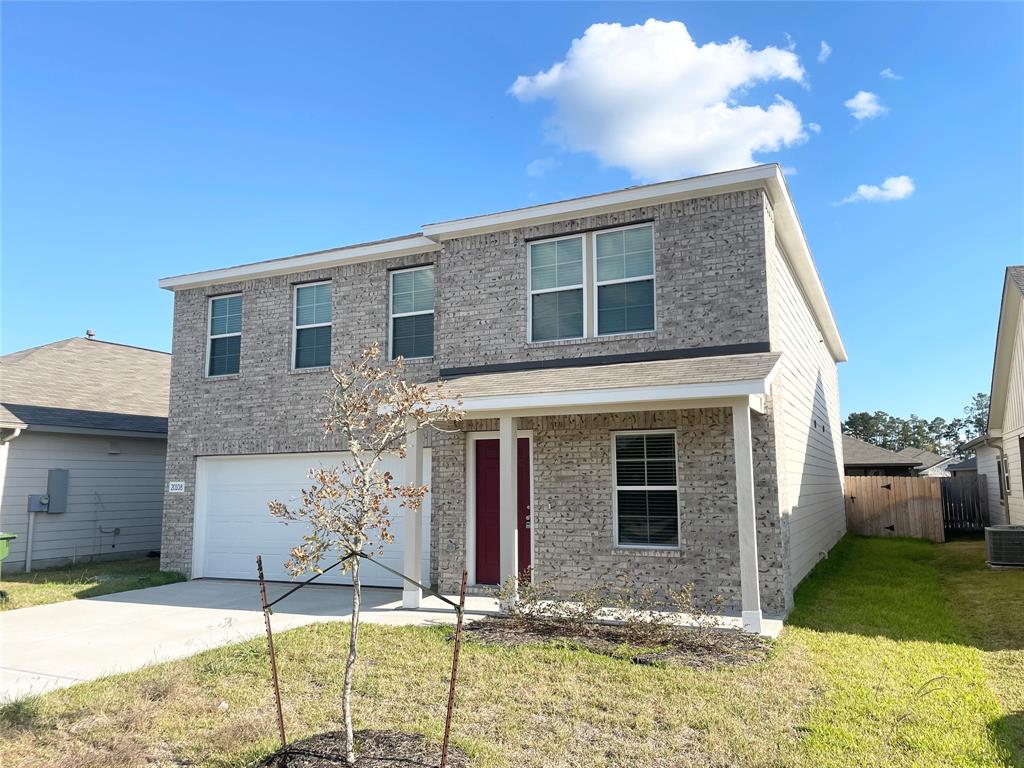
(193, 451, 430, 588)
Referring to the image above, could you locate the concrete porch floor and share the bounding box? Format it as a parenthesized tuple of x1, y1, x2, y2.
(0, 578, 498, 703)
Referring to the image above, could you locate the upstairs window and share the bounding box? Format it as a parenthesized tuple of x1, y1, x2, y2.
(208, 294, 242, 376)
(595, 224, 655, 335)
(390, 266, 434, 359)
(529, 235, 584, 341)
(613, 432, 679, 548)
(294, 282, 332, 369)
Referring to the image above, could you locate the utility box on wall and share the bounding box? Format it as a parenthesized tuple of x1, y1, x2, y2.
(46, 468, 69, 514)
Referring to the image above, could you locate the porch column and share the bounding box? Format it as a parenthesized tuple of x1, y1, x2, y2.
(731, 402, 763, 634)
(402, 421, 424, 609)
(498, 415, 519, 586)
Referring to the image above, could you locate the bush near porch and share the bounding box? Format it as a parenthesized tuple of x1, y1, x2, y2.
(1, 537, 1020, 768)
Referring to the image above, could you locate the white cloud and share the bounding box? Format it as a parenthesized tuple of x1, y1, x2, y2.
(526, 157, 560, 177)
(808, 122, 822, 133)
(880, 67, 902, 80)
(781, 166, 798, 176)
(839, 175, 915, 204)
(818, 41, 832, 63)
(509, 19, 808, 180)
(844, 90, 887, 120)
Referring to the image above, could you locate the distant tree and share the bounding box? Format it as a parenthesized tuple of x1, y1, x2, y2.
(841, 392, 990, 458)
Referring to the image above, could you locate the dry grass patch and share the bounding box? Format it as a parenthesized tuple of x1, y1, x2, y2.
(0, 556, 183, 610)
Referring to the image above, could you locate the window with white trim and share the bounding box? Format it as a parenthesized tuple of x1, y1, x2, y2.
(390, 266, 434, 359)
(294, 282, 331, 369)
(529, 235, 584, 341)
(613, 432, 679, 548)
(595, 224, 655, 335)
(208, 294, 242, 376)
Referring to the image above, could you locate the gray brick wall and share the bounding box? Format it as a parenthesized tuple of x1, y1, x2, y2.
(430, 408, 788, 614)
(436, 189, 769, 368)
(160, 188, 782, 598)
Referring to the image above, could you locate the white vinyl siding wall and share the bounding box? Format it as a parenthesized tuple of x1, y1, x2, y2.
(1000, 306, 1024, 524)
(766, 228, 846, 594)
(976, 445, 1007, 525)
(0, 431, 166, 572)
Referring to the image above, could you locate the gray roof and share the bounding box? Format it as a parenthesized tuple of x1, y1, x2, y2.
(948, 457, 977, 471)
(841, 434, 919, 467)
(896, 446, 948, 470)
(1009, 265, 1024, 296)
(0, 337, 170, 434)
(443, 353, 781, 400)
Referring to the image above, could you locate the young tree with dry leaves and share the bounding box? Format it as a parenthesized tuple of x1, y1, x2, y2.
(268, 343, 462, 765)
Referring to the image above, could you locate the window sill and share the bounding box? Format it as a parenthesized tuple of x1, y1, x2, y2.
(612, 545, 681, 557)
(393, 356, 434, 363)
(289, 366, 332, 375)
(205, 373, 240, 381)
(527, 330, 656, 348)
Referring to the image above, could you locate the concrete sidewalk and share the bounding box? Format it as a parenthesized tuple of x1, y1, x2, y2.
(0, 579, 498, 703)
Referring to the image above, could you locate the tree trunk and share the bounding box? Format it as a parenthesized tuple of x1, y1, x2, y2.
(343, 553, 361, 765)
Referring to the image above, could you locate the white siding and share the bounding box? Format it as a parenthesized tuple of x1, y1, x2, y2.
(1001, 307, 1024, 525)
(976, 445, 1007, 525)
(0, 431, 166, 572)
(766, 212, 846, 594)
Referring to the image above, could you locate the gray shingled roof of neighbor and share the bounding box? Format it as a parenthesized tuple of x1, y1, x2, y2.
(0, 337, 171, 434)
(441, 352, 781, 400)
(895, 446, 949, 470)
(841, 434, 920, 467)
(948, 457, 977, 471)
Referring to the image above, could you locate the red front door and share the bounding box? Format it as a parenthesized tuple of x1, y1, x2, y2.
(474, 437, 531, 585)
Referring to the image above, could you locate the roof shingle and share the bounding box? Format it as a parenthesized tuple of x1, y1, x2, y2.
(443, 352, 781, 400)
(0, 337, 170, 434)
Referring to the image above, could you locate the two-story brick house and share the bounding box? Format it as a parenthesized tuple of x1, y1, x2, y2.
(158, 164, 847, 634)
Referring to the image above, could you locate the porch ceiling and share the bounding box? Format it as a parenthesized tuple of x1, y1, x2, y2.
(439, 352, 781, 417)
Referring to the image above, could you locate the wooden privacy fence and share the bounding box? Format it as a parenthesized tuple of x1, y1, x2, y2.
(940, 474, 989, 533)
(844, 475, 945, 542)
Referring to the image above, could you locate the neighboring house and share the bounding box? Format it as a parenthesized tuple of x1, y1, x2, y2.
(897, 447, 955, 477)
(157, 164, 848, 634)
(947, 457, 977, 478)
(841, 434, 920, 476)
(0, 337, 171, 572)
(966, 266, 1024, 526)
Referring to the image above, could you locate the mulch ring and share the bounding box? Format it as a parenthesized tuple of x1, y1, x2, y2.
(256, 729, 470, 768)
(460, 615, 771, 668)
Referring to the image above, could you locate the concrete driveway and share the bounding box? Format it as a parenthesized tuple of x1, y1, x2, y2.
(0, 579, 497, 703)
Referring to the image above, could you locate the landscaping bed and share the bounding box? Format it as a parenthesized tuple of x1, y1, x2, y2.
(462, 614, 770, 668)
(258, 729, 469, 768)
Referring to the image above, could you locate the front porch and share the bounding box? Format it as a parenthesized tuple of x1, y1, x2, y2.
(403, 353, 786, 635)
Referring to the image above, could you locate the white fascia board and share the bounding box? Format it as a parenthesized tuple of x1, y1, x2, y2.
(158, 235, 441, 291)
(460, 377, 770, 416)
(422, 165, 779, 239)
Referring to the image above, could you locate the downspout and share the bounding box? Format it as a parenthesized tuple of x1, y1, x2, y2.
(0, 427, 23, 444)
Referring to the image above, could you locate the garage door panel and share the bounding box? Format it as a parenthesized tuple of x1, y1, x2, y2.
(195, 452, 430, 587)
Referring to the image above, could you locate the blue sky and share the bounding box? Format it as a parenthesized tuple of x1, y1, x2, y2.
(2, 2, 1022, 420)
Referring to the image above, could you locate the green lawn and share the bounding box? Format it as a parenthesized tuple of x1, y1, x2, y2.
(1, 537, 1021, 768)
(0, 557, 184, 611)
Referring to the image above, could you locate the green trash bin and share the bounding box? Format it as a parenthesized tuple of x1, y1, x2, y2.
(0, 532, 15, 602)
